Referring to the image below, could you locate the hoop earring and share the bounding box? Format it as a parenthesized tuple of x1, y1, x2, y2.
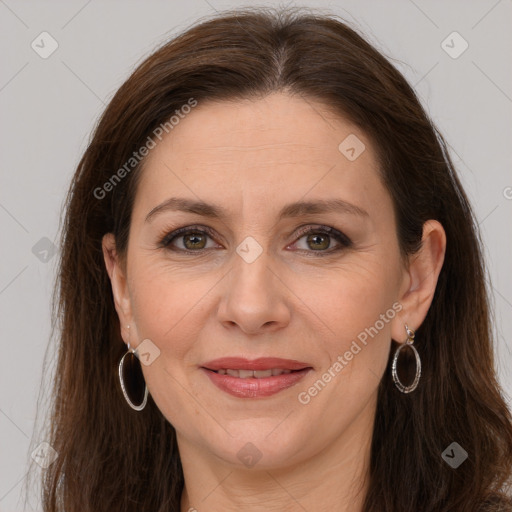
(391, 324, 421, 393)
(118, 327, 148, 411)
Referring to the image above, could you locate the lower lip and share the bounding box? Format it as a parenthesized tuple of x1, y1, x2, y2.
(201, 368, 311, 398)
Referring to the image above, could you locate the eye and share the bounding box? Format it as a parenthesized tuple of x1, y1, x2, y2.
(289, 225, 352, 256)
(159, 225, 219, 252)
(159, 224, 352, 256)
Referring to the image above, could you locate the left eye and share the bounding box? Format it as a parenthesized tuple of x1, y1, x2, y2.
(294, 231, 338, 251)
(289, 226, 352, 255)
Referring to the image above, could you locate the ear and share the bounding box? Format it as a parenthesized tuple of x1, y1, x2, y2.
(391, 220, 446, 342)
(102, 233, 132, 345)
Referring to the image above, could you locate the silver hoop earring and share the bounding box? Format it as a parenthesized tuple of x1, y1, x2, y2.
(391, 324, 421, 393)
(118, 341, 148, 411)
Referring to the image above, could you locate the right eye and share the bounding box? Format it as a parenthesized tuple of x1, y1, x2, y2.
(159, 225, 220, 253)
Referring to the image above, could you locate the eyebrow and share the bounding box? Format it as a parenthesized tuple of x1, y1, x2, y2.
(145, 197, 369, 223)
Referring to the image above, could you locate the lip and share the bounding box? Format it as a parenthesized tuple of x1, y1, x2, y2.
(202, 357, 311, 371)
(201, 357, 312, 398)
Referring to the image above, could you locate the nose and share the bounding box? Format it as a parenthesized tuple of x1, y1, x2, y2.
(216, 247, 291, 335)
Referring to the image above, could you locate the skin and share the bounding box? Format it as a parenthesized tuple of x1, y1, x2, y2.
(103, 92, 446, 512)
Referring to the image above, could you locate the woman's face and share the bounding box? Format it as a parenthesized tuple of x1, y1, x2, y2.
(106, 93, 411, 469)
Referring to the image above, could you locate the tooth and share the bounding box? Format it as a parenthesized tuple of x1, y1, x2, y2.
(254, 369, 272, 378)
(220, 368, 294, 378)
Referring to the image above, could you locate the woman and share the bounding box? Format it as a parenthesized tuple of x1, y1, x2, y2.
(34, 7, 512, 511)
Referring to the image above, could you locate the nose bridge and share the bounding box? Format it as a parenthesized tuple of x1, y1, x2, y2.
(240, 238, 269, 275)
(217, 234, 290, 333)
(230, 234, 275, 303)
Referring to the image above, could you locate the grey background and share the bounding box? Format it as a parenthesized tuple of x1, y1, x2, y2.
(1, 0, 511, 510)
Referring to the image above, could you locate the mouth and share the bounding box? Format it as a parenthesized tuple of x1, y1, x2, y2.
(208, 368, 297, 377)
(201, 357, 312, 398)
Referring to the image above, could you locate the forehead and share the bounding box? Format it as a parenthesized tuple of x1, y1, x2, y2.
(145, 93, 372, 163)
(133, 93, 388, 221)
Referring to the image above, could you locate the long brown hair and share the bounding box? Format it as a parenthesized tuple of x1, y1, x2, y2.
(28, 7, 512, 511)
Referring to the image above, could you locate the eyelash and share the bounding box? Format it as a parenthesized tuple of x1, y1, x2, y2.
(158, 224, 352, 257)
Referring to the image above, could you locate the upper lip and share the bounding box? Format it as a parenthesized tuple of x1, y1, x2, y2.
(202, 357, 311, 371)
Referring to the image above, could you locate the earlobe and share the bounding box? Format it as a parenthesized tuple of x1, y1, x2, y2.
(391, 220, 446, 341)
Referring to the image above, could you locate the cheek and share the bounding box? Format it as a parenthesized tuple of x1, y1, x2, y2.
(297, 258, 399, 394)
(127, 264, 212, 429)
(297, 258, 399, 342)
(127, 260, 211, 358)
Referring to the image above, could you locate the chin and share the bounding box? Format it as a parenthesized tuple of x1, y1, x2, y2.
(202, 424, 310, 470)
